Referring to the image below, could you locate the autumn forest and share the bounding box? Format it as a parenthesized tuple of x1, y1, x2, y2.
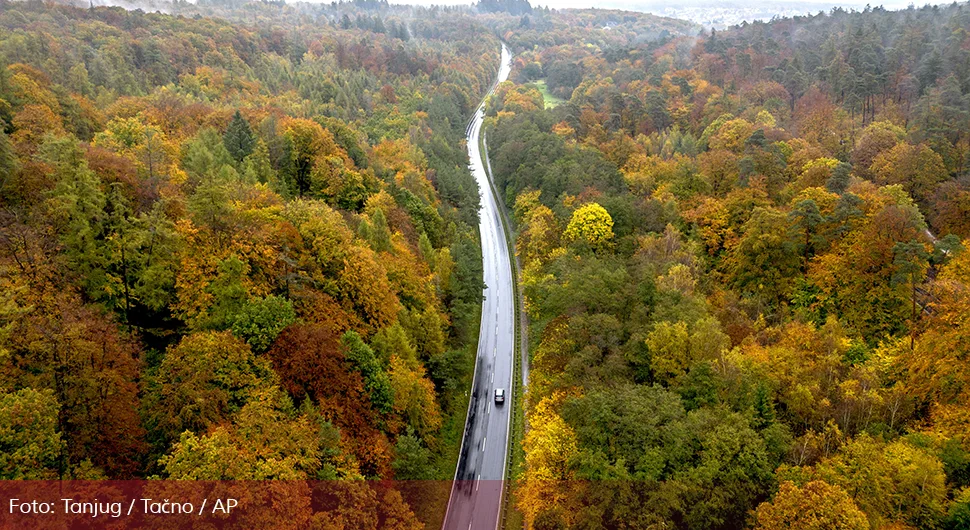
(0, 0, 969, 528)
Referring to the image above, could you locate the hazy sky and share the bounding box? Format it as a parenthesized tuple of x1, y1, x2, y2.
(386, 0, 922, 12)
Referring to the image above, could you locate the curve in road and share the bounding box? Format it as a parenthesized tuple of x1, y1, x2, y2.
(442, 43, 514, 530)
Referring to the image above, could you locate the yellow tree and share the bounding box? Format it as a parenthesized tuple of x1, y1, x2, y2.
(515, 190, 561, 266)
(815, 435, 947, 529)
(754, 480, 868, 530)
(388, 355, 441, 442)
(519, 391, 578, 528)
(870, 143, 948, 206)
(900, 244, 970, 441)
(563, 202, 614, 252)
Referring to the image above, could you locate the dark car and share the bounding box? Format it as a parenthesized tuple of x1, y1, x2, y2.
(494, 388, 505, 404)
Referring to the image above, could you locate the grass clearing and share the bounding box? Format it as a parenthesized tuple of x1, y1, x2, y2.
(533, 79, 565, 109)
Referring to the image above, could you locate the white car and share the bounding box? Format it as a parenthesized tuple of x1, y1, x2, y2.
(494, 388, 506, 404)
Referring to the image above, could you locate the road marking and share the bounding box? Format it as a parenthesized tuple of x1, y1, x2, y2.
(486, 402, 490, 414)
(476, 475, 481, 492)
(482, 437, 486, 451)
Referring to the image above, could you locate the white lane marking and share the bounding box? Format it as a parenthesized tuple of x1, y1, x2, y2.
(476, 477, 481, 492)
(486, 402, 490, 415)
(482, 437, 486, 452)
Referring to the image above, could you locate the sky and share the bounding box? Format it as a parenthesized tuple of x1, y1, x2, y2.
(386, 0, 923, 12)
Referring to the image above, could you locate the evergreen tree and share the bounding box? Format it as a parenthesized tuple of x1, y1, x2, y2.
(223, 111, 255, 163)
(341, 331, 393, 416)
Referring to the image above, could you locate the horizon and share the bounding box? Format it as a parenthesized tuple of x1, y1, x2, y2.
(381, 0, 928, 12)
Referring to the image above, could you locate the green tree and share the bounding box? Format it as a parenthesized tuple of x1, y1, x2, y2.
(816, 435, 947, 529)
(789, 199, 824, 271)
(391, 432, 437, 480)
(0, 388, 64, 479)
(205, 256, 249, 330)
(228, 295, 297, 353)
(360, 208, 392, 253)
(143, 331, 275, 450)
(341, 331, 393, 416)
(0, 130, 17, 193)
(223, 110, 255, 163)
(131, 202, 179, 312)
(728, 207, 800, 307)
(44, 141, 109, 303)
(892, 239, 930, 349)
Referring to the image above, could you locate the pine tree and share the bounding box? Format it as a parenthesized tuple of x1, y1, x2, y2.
(223, 111, 255, 163)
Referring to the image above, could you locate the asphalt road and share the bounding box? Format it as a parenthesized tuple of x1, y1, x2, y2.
(442, 43, 514, 530)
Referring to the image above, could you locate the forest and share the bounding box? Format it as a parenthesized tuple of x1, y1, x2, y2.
(0, 0, 521, 525)
(486, 2, 970, 529)
(1, 0, 970, 528)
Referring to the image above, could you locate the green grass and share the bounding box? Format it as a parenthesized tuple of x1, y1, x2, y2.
(533, 79, 565, 109)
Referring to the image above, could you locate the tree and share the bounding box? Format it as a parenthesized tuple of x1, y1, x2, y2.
(205, 256, 250, 330)
(159, 387, 321, 480)
(809, 199, 925, 339)
(645, 321, 690, 385)
(754, 480, 868, 530)
(0, 130, 18, 193)
(892, 239, 929, 349)
(825, 162, 852, 194)
(727, 207, 800, 307)
(144, 331, 275, 449)
(156, 388, 324, 529)
(0, 388, 63, 479)
(223, 110, 255, 163)
(520, 392, 578, 527)
(870, 143, 948, 206)
(946, 488, 970, 530)
(676, 407, 776, 530)
(899, 247, 970, 441)
(282, 118, 344, 196)
(341, 331, 393, 416)
(391, 432, 436, 480)
(228, 295, 297, 353)
(851, 121, 905, 180)
(388, 354, 441, 441)
(44, 140, 109, 303)
(815, 435, 947, 529)
(563, 202, 614, 251)
(359, 208, 392, 253)
(789, 199, 824, 271)
(3, 286, 146, 477)
(267, 323, 391, 477)
(181, 127, 235, 181)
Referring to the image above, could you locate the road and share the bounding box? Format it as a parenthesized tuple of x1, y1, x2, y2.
(442, 43, 514, 530)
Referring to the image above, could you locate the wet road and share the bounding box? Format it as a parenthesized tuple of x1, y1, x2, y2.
(442, 43, 514, 530)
